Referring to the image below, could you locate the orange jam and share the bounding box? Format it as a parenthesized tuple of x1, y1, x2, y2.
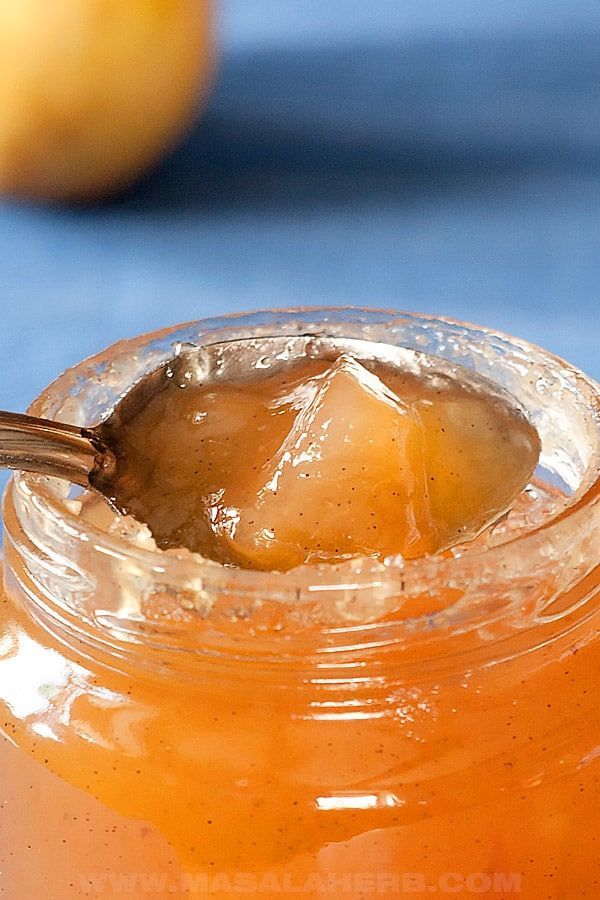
(0, 310, 599, 900)
(103, 351, 539, 570)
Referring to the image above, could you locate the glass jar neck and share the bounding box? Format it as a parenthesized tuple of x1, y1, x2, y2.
(4, 467, 600, 690)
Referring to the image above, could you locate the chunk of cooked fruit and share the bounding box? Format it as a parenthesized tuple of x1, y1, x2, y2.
(219, 356, 435, 570)
(417, 394, 541, 547)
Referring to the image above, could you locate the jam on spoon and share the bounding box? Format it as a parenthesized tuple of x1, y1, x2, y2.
(98, 340, 541, 570)
(0, 336, 540, 571)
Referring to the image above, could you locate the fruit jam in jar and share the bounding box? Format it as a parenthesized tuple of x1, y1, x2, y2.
(0, 308, 599, 899)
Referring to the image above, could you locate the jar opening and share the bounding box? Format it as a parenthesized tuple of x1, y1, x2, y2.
(5, 308, 600, 660)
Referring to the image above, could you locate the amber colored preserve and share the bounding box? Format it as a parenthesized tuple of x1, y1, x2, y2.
(1, 309, 599, 900)
(103, 348, 540, 569)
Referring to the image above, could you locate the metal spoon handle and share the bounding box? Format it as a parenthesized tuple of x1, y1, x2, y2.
(0, 411, 107, 486)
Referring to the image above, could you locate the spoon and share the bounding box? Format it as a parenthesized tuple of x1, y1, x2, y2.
(0, 335, 415, 506)
(0, 351, 173, 510)
(0, 409, 115, 490)
(0, 334, 538, 526)
(0, 336, 244, 508)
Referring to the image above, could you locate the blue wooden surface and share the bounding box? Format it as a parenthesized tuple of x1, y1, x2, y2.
(0, 0, 598, 424)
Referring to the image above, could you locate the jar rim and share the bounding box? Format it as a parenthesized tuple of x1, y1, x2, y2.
(12, 306, 600, 624)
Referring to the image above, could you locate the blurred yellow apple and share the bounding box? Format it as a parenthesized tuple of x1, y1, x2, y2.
(0, 0, 212, 202)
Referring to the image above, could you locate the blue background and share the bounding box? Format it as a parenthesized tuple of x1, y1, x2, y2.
(0, 0, 598, 417)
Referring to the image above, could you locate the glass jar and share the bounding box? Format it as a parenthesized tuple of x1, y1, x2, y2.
(1, 308, 599, 899)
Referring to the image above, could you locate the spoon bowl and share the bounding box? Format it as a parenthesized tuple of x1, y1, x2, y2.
(0, 334, 540, 554)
